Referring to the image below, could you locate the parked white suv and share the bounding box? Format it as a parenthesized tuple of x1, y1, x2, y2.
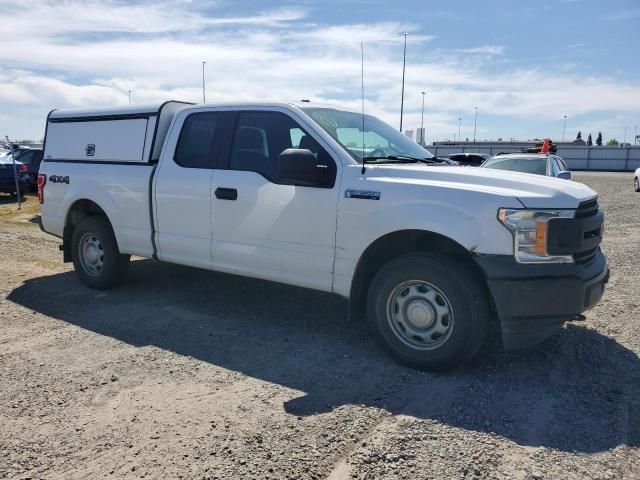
(38, 101, 609, 370)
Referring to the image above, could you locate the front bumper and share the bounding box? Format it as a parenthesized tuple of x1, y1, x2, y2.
(474, 249, 609, 349)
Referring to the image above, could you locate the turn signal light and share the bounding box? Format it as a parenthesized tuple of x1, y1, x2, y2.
(535, 220, 548, 255)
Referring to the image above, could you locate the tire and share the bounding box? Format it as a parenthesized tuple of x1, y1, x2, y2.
(10, 190, 24, 201)
(367, 253, 489, 371)
(71, 216, 130, 289)
(634, 177, 640, 192)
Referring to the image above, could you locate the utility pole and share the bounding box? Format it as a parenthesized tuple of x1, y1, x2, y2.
(399, 33, 408, 131)
(202, 61, 207, 103)
(420, 91, 426, 146)
(128, 90, 132, 104)
(458, 117, 462, 142)
(473, 107, 478, 143)
(562, 115, 567, 141)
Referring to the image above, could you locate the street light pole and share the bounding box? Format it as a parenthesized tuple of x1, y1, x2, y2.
(562, 115, 567, 141)
(473, 107, 478, 143)
(458, 117, 462, 142)
(202, 61, 207, 103)
(128, 90, 132, 104)
(399, 33, 408, 132)
(420, 91, 426, 146)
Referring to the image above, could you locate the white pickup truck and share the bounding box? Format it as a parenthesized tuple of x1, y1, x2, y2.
(38, 101, 609, 370)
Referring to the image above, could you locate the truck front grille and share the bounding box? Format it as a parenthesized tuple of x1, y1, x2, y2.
(575, 198, 598, 219)
(547, 197, 603, 265)
(573, 197, 600, 265)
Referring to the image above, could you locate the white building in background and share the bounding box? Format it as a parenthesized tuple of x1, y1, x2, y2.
(416, 128, 425, 146)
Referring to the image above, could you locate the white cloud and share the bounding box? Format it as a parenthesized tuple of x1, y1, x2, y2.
(454, 45, 505, 55)
(0, 0, 639, 142)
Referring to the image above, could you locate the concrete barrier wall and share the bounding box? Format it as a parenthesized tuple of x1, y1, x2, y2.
(428, 144, 640, 171)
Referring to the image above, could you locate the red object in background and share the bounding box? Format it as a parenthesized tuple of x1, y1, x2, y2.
(540, 139, 551, 154)
(37, 174, 46, 203)
(19, 164, 29, 173)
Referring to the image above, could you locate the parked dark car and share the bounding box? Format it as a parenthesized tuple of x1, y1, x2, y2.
(435, 156, 460, 166)
(448, 153, 491, 167)
(0, 153, 28, 197)
(14, 148, 43, 191)
(481, 153, 572, 179)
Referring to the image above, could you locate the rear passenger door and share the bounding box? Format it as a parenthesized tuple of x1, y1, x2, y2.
(154, 111, 231, 269)
(210, 109, 340, 292)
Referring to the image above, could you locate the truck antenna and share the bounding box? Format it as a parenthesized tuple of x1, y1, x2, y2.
(361, 41, 366, 175)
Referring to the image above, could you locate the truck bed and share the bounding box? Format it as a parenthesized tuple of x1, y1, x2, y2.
(40, 162, 155, 258)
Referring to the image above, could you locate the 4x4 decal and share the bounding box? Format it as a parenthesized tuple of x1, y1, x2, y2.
(49, 175, 70, 184)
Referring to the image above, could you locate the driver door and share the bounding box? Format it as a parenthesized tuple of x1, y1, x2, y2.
(210, 109, 340, 292)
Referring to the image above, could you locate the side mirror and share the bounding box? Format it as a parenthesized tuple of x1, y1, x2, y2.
(277, 148, 320, 186)
(557, 170, 572, 180)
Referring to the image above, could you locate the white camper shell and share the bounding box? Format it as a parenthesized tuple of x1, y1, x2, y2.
(44, 101, 192, 164)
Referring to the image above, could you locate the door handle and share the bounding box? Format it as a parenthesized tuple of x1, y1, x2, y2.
(215, 187, 238, 200)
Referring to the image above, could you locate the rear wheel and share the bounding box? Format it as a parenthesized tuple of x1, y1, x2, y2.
(367, 253, 489, 371)
(71, 216, 130, 289)
(634, 177, 640, 192)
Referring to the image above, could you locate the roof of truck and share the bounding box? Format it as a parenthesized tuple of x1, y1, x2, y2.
(48, 100, 355, 120)
(48, 101, 194, 120)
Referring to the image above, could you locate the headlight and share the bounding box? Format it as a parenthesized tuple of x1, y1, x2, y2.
(498, 208, 574, 264)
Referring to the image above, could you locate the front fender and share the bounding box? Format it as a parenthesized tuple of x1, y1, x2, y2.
(332, 192, 516, 298)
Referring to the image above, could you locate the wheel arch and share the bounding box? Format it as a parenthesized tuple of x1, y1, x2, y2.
(63, 199, 116, 262)
(348, 229, 495, 322)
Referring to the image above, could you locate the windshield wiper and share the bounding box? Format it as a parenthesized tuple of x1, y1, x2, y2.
(362, 155, 441, 165)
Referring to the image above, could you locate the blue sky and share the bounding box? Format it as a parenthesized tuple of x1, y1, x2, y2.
(1, 0, 639, 144)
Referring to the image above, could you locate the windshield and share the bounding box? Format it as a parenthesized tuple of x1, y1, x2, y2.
(301, 107, 435, 162)
(482, 156, 547, 176)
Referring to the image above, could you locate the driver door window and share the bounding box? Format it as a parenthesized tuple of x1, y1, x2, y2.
(229, 111, 335, 188)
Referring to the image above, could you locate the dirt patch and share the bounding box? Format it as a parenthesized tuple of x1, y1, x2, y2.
(1, 174, 639, 479)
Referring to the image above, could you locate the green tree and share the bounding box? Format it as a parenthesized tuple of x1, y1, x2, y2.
(596, 132, 603, 146)
(587, 133, 593, 146)
(607, 138, 619, 146)
(576, 131, 582, 140)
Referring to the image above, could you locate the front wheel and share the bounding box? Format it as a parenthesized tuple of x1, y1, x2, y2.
(367, 253, 489, 371)
(71, 216, 130, 289)
(634, 177, 640, 192)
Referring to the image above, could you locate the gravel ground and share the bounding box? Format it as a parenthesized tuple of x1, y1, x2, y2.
(1, 171, 639, 480)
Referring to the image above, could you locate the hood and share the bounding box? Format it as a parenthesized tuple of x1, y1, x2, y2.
(362, 164, 597, 209)
(0, 154, 21, 165)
